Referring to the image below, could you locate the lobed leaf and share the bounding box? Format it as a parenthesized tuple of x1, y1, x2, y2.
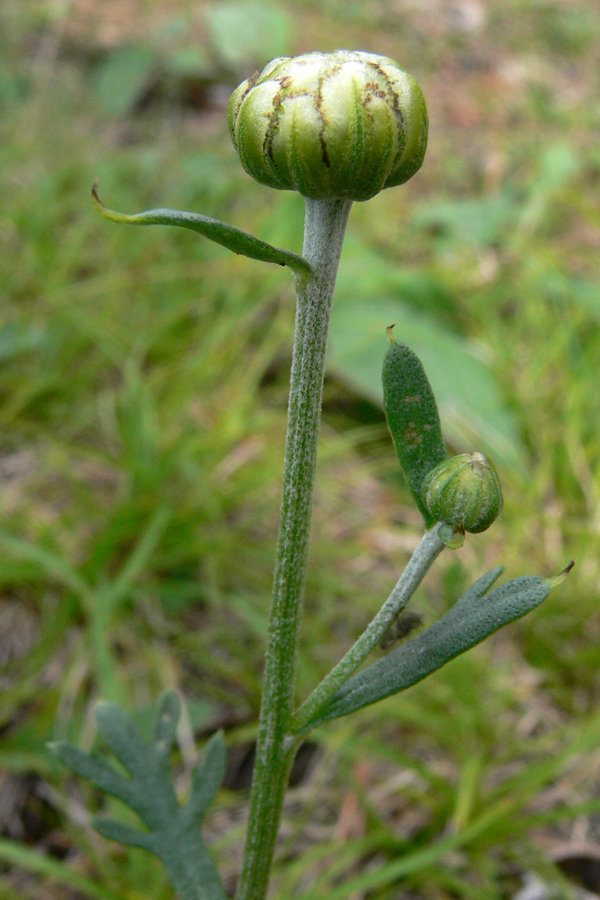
(183, 731, 227, 830)
(93, 817, 154, 852)
(48, 742, 135, 805)
(51, 691, 227, 900)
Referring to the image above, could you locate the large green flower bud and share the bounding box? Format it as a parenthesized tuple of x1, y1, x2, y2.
(421, 453, 503, 536)
(227, 50, 428, 202)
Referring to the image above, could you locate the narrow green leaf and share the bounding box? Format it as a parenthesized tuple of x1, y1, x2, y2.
(0, 838, 125, 900)
(103, 505, 171, 614)
(0, 531, 91, 605)
(306, 571, 551, 729)
(166, 841, 227, 900)
(92, 182, 312, 278)
(296, 796, 514, 900)
(467, 565, 505, 597)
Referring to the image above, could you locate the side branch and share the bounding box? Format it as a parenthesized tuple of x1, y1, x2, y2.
(293, 524, 445, 734)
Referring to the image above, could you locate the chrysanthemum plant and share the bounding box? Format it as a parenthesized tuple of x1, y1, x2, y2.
(52, 51, 571, 900)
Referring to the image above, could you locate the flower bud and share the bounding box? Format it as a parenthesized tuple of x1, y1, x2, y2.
(227, 50, 428, 201)
(421, 453, 503, 535)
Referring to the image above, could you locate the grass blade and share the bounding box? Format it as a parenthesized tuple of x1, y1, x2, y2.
(0, 839, 125, 900)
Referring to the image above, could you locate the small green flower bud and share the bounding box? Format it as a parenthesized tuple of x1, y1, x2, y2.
(421, 453, 503, 535)
(227, 50, 428, 201)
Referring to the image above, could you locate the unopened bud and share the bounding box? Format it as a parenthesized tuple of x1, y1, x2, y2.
(421, 453, 503, 535)
(228, 50, 428, 201)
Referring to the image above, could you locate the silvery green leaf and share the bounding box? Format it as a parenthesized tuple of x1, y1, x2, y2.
(92, 182, 312, 279)
(304, 570, 550, 731)
(51, 691, 227, 900)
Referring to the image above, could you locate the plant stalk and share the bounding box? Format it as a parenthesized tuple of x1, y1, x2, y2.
(235, 197, 352, 900)
(293, 524, 445, 734)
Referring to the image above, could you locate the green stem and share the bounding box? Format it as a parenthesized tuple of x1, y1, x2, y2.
(293, 524, 445, 735)
(235, 197, 352, 900)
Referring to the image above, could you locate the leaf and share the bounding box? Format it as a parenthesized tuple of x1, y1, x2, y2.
(0, 838, 125, 900)
(0, 531, 92, 605)
(414, 193, 517, 248)
(303, 569, 551, 730)
(412, 149, 579, 250)
(93, 46, 157, 116)
(0, 321, 44, 361)
(334, 235, 457, 323)
(166, 45, 211, 78)
(102, 505, 171, 614)
(532, 266, 600, 322)
(92, 181, 312, 279)
(328, 297, 524, 471)
(382, 334, 447, 523)
(206, 1, 293, 68)
(513, 145, 580, 243)
(51, 692, 227, 900)
(132, 696, 217, 738)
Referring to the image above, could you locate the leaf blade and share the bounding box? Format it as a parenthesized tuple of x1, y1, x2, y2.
(328, 297, 525, 471)
(92, 182, 312, 278)
(51, 695, 228, 900)
(183, 731, 227, 828)
(305, 572, 550, 729)
(48, 742, 134, 804)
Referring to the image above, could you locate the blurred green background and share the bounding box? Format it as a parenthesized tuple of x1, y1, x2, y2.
(1, 1, 600, 898)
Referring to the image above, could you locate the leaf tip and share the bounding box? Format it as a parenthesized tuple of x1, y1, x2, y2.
(547, 560, 574, 589)
(91, 181, 129, 225)
(386, 324, 397, 344)
(95, 699, 128, 731)
(91, 178, 106, 213)
(91, 179, 114, 222)
(210, 728, 227, 756)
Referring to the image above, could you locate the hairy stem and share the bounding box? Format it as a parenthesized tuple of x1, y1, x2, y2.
(293, 525, 445, 735)
(235, 197, 352, 900)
